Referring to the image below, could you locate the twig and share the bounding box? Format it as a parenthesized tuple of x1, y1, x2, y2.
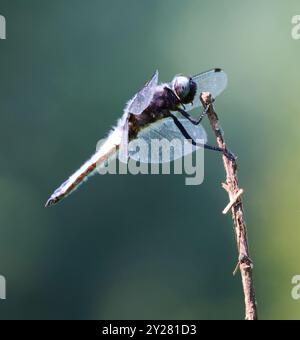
(200, 92, 258, 320)
(222, 189, 244, 215)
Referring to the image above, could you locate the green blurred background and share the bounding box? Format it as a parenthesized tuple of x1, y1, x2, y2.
(0, 0, 299, 320)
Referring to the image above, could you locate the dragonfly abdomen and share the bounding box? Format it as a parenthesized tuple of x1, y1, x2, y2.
(45, 126, 121, 207)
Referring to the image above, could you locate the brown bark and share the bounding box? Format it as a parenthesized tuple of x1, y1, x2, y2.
(201, 92, 258, 320)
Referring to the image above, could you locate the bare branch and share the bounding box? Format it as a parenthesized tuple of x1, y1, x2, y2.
(201, 92, 258, 320)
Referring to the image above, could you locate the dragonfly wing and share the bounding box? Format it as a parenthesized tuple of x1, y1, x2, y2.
(184, 68, 228, 112)
(128, 117, 207, 164)
(126, 70, 159, 115)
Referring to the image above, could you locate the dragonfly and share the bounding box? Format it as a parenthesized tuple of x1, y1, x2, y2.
(45, 68, 232, 207)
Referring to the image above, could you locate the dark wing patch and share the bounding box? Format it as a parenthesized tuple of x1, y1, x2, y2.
(127, 70, 159, 115)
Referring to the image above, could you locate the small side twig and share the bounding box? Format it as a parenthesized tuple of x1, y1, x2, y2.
(201, 92, 258, 321)
(222, 189, 244, 215)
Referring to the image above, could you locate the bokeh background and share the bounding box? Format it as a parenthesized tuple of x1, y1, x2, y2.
(0, 0, 299, 320)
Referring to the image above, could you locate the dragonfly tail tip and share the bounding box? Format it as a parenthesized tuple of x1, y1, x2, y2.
(45, 197, 56, 208)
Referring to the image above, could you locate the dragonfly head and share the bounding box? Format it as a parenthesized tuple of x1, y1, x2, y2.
(172, 75, 197, 105)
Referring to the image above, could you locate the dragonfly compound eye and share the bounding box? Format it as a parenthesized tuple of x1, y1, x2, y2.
(173, 76, 197, 104)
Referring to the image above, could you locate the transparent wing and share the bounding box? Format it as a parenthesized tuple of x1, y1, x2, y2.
(184, 69, 228, 112)
(126, 70, 159, 115)
(128, 117, 207, 164)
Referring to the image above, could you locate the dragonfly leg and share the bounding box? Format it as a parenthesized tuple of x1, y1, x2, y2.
(170, 113, 236, 161)
(203, 144, 237, 162)
(177, 106, 209, 126)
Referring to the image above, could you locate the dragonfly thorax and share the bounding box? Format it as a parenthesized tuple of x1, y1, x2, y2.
(172, 76, 197, 104)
